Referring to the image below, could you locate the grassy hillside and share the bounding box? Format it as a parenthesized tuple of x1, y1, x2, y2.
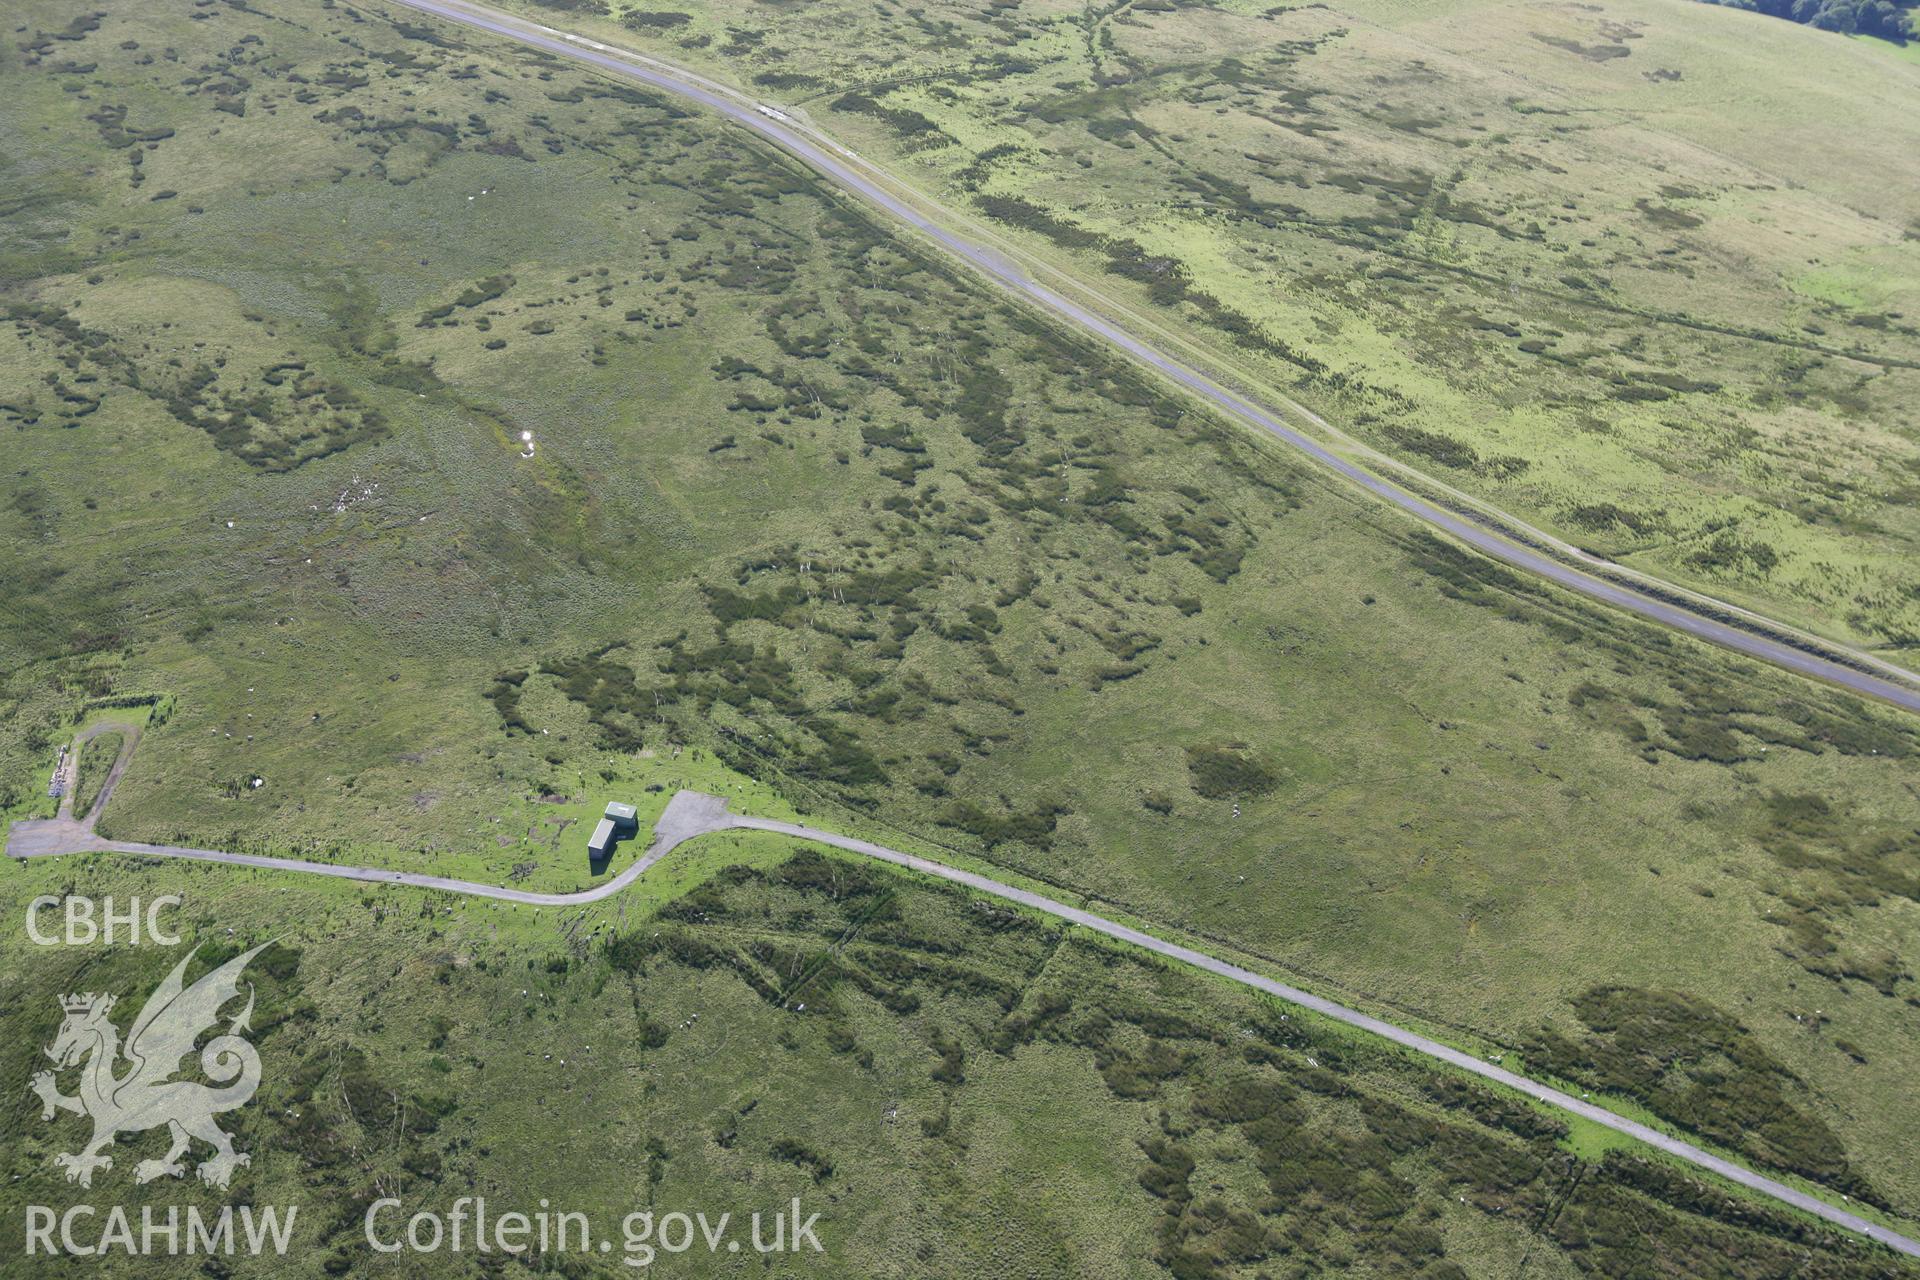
(1, 848, 1912, 1277)
(2, 0, 1919, 1227)
(491, 0, 1920, 656)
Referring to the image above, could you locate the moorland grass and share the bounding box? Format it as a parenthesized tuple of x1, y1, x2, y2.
(0, 847, 1911, 1277)
(2, 0, 1918, 1218)
(487, 0, 1920, 657)
(68, 730, 121, 821)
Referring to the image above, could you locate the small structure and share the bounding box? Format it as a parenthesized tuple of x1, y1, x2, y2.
(587, 802, 640, 864)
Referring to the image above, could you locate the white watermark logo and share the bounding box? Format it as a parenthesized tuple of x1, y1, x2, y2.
(27, 894, 182, 946)
(364, 1197, 825, 1268)
(30, 943, 266, 1189)
(26, 1204, 297, 1259)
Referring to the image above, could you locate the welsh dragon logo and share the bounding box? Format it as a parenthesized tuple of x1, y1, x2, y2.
(30, 944, 267, 1189)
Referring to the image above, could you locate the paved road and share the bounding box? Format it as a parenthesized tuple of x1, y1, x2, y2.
(377, 0, 1920, 716)
(10, 787, 1916, 1257)
(7, 786, 733, 908)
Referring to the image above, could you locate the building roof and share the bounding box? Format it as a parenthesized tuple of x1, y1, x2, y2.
(588, 817, 617, 853)
(605, 801, 638, 821)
